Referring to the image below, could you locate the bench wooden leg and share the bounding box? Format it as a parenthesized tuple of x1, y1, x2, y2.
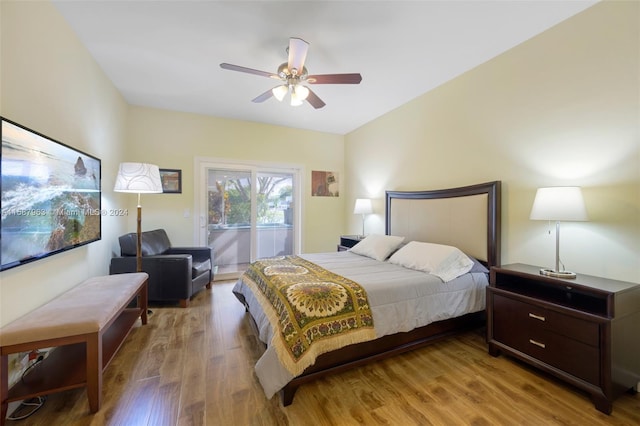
(1, 354, 8, 426)
(86, 334, 103, 413)
(179, 298, 189, 308)
(140, 281, 148, 325)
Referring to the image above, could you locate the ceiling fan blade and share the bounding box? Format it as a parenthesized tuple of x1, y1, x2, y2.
(307, 73, 362, 84)
(306, 88, 326, 109)
(251, 89, 274, 103)
(220, 63, 279, 79)
(288, 37, 309, 74)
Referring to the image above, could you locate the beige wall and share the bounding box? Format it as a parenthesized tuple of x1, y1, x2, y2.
(122, 106, 345, 254)
(345, 1, 640, 283)
(1, 0, 638, 328)
(0, 1, 130, 325)
(0, 2, 344, 326)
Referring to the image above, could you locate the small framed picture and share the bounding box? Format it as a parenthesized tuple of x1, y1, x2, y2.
(311, 170, 339, 197)
(159, 169, 182, 193)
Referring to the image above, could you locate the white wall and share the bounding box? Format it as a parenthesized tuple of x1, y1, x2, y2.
(0, 1, 129, 326)
(345, 1, 639, 283)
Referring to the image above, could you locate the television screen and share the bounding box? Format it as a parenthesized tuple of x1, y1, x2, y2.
(1, 117, 101, 271)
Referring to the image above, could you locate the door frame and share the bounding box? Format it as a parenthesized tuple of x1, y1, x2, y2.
(193, 157, 303, 277)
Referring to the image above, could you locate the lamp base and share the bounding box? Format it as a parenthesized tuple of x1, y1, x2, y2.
(539, 268, 576, 279)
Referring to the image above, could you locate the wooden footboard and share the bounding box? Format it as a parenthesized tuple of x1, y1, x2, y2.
(279, 311, 485, 405)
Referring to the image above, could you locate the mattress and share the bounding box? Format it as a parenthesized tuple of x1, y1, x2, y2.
(232, 250, 489, 399)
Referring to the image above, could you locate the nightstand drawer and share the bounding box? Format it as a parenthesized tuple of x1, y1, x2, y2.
(505, 329, 599, 385)
(493, 294, 600, 385)
(541, 331, 600, 385)
(493, 294, 599, 347)
(545, 310, 599, 347)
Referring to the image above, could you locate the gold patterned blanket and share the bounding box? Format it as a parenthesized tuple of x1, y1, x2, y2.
(241, 255, 376, 376)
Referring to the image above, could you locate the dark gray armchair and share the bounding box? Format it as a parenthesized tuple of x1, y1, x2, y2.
(109, 229, 213, 307)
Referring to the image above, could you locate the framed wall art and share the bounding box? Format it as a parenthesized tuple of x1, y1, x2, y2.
(311, 170, 339, 197)
(159, 168, 182, 193)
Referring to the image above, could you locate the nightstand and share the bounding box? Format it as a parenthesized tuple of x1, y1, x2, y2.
(487, 263, 640, 414)
(337, 235, 363, 251)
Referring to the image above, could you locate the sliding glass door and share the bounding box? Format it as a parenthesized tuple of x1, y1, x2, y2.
(200, 162, 299, 280)
(255, 171, 295, 260)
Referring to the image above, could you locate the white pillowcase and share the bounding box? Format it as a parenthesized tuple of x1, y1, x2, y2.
(388, 241, 474, 282)
(349, 234, 405, 261)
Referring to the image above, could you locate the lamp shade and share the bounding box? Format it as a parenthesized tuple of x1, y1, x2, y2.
(529, 187, 588, 221)
(290, 84, 310, 106)
(114, 162, 163, 193)
(353, 198, 373, 215)
(294, 84, 309, 101)
(272, 85, 288, 102)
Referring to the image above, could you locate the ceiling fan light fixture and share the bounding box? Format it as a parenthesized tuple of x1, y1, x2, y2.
(294, 84, 309, 101)
(221, 37, 362, 110)
(290, 84, 309, 107)
(290, 94, 304, 107)
(272, 85, 288, 102)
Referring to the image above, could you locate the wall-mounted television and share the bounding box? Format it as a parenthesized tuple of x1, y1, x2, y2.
(1, 117, 101, 271)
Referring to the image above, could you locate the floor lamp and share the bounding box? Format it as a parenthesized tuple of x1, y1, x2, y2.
(114, 163, 163, 272)
(529, 186, 588, 279)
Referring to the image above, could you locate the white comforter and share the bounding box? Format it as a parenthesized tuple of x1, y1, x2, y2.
(232, 251, 489, 399)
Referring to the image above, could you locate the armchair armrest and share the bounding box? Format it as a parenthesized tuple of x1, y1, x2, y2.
(110, 254, 193, 300)
(167, 246, 213, 264)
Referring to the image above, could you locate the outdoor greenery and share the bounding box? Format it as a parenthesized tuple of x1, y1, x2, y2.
(208, 176, 292, 226)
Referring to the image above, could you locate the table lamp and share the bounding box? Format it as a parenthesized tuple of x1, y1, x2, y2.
(353, 198, 373, 238)
(529, 186, 588, 278)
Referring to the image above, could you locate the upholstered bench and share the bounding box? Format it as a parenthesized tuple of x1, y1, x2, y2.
(0, 273, 148, 424)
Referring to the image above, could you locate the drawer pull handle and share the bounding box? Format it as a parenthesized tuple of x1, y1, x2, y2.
(528, 313, 546, 322)
(529, 339, 546, 349)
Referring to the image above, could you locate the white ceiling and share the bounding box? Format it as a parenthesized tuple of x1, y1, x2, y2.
(52, 1, 599, 135)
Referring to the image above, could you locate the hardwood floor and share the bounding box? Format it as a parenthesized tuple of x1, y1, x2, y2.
(15, 281, 639, 425)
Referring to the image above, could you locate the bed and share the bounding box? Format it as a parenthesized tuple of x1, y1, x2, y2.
(233, 180, 501, 405)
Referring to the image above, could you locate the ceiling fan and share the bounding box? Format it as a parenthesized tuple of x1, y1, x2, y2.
(220, 37, 362, 109)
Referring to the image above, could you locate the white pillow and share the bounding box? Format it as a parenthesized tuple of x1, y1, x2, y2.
(388, 241, 474, 282)
(349, 234, 405, 261)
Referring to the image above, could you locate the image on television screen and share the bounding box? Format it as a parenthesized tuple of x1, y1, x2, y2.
(1, 117, 102, 271)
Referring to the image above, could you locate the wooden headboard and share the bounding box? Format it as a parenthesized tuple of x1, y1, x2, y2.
(385, 181, 501, 268)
